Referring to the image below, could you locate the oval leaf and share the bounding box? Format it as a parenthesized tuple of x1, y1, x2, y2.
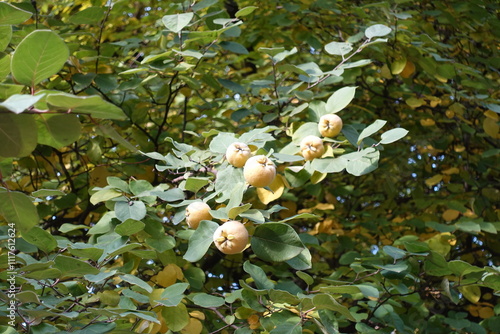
(380, 128, 409, 144)
(46, 93, 127, 120)
(365, 24, 392, 39)
(0, 188, 39, 232)
(11, 30, 69, 87)
(162, 13, 194, 33)
(37, 114, 82, 148)
(325, 86, 357, 114)
(0, 2, 32, 25)
(0, 114, 38, 158)
(183, 220, 219, 262)
(251, 223, 305, 262)
(324, 41, 353, 56)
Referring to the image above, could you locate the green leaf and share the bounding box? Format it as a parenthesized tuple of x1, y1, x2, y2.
(36, 114, 82, 149)
(313, 294, 355, 321)
(325, 86, 357, 114)
(54, 255, 100, 278)
(11, 30, 69, 87)
(383, 245, 407, 260)
(344, 148, 380, 176)
(90, 188, 122, 205)
(158, 282, 189, 306)
(455, 220, 481, 234)
(379, 128, 409, 144)
(120, 274, 153, 293)
(324, 42, 353, 56)
(365, 24, 392, 39)
(0, 94, 45, 114)
(183, 220, 219, 262)
(68, 6, 106, 25)
(292, 122, 321, 143)
(162, 13, 194, 33)
(185, 177, 210, 193)
(251, 223, 305, 262)
(286, 248, 313, 270)
(0, 2, 32, 25)
(357, 119, 387, 144)
(0, 188, 39, 232)
(310, 157, 347, 173)
(46, 93, 127, 120)
(0, 52, 10, 79)
(114, 200, 147, 222)
(32, 189, 65, 197)
(21, 226, 57, 253)
(115, 219, 145, 236)
(235, 6, 258, 17)
(192, 293, 226, 307)
(243, 261, 275, 290)
(220, 41, 249, 54)
(0, 114, 38, 157)
(272, 47, 298, 63)
(424, 251, 452, 276)
(296, 271, 314, 286)
(68, 244, 104, 262)
(162, 303, 189, 331)
(448, 260, 484, 277)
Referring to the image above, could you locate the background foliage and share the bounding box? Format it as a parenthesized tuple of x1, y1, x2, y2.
(1, 0, 499, 333)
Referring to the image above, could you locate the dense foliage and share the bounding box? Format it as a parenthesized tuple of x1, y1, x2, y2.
(1, 1, 499, 333)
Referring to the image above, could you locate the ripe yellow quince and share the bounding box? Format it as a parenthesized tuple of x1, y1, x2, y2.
(185, 201, 212, 229)
(213, 220, 249, 254)
(243, 155, 276, 188)
(318, 114, 343, 138)
(300, 135, 325, 161)
(226, 142, 252, 168)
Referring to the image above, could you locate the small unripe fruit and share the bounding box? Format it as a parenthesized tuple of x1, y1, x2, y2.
(226, 142, 252, 168)
(300, 135, 325, 161)
(185, 201, 211, 229)
(213, 220, 249, 254)
(318, 114, 343, 138)
(243, 155, 276, 188)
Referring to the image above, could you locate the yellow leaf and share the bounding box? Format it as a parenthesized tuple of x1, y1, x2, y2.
(189, 311, 205, 321)
(98, 290, 120, 306)
(153, 264, 184, 287)
(442, 167, 460, 175)
(391, 57, 407, 75)
(483, 117, 500, 139)
(426, 233, 453, 256)
(400, 60, 415, 78)
(442, 209, 460, 222)
(459, 285, 481, 304)
(478, 306, 495, 319)
(90, 166, 112, 187)
(427, 96, 441, 108)
(380, 64, 393, 79)
(310, 170, 327, 184)
(181, 318, 203, 334)
(406, 97, 426, 108)
(313, 203, 335, 211)
(420, 118, 436, 126)
(425, 174, 443, 187)
(484, 110, 499, 120)
(257, 174, 285, 204)
(279, 201, 297, 220)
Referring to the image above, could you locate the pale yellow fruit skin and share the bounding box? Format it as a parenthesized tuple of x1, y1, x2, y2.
(318, 114, 343, 138)
(300, 135, 325, 161)
(185, 201, 212, 229)
(226, 142, 252, 168)
(243, 155, 276, 188)
(213, 220, 249, 254)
